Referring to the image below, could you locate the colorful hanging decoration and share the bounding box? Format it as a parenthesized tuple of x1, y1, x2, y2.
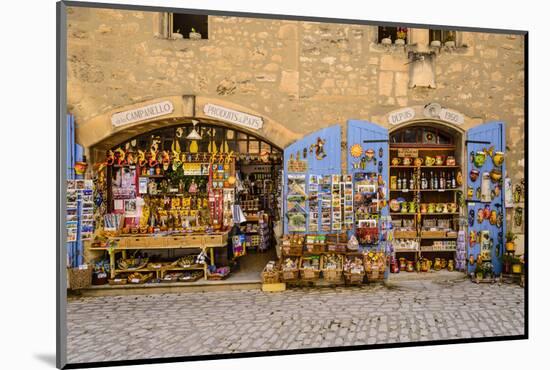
(314, 137, 327, 160)
(114, 147, 126, 166)
(364, 148, 375, 162)
(350, 144, 362, 158)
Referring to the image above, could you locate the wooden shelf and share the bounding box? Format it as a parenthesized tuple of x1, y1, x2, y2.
(420, 236, 457, 240)
(420, 213, 460, 216)
(395, 249, 419, 253)
(390, 145, 456, 150)
(390, 213, 416, 216)
(390, 165, 461, 169)
(420, 248, 457, 252)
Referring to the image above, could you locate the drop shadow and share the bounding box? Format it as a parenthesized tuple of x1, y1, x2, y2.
(34, 353, 57, 367)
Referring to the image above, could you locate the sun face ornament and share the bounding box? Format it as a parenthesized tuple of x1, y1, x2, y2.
(350, 144, 362, 158)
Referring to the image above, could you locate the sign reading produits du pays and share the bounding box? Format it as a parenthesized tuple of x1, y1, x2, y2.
(204, 103, 263, 130)
(388, 107, 415, 125)
(111, 101, 174, 127)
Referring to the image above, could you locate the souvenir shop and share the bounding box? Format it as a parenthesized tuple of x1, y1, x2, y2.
(67, 116, 283, 287)
(269, 118, 512, 286)
(66, 110, 519, 289)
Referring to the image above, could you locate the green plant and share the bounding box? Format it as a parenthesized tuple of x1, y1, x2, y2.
(506, 231, 517, 243)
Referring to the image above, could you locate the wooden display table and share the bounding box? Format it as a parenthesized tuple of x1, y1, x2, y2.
(89, 231, 229, 280)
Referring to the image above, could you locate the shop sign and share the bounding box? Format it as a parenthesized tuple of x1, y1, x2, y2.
(203, 103, 263, 130)
(388, 107, 415, 125)
(439, 108, 464, 125)
(111, 101, 174, 127)
(397, 148, 419, 158)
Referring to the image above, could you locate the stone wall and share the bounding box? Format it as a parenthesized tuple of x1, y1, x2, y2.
(67, 6, 526, 244)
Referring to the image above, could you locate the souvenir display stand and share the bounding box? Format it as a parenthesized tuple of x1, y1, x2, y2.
(278, 122, 391, 285)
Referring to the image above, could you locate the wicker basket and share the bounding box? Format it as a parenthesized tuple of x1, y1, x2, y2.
(282, 244, 303, 256)
(305, 243, 325, 254)
(326, 233, 348, 244)
(344, 271, 365, 285)
(127, 273, 153, 284)
(321, 254, 344, 283)
(327, 243, 347, 253)
(108, 278, 128, 285)
(364, 252, 387, 282)
(299, 256, 321, 281)
(281, 257, 300, 281)
(261, 265, 281, 284)
(68, 267, 92, 290)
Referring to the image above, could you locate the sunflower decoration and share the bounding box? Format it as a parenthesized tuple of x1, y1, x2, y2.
(483, 145, 495, 158)
(350, 144, 363, 158)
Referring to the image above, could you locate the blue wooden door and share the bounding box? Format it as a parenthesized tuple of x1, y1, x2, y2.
(283, 125, 341, 234)
(466, 121, 506, 274)
(346, 119, 389, 235)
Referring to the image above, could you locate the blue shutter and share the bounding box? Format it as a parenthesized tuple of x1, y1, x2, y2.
(283, 125, 341, 234)
(466, 121, 506, 274)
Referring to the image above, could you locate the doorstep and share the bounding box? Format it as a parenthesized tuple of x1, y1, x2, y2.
(387, 270, 467, 282)
(76, 278, 262, 297)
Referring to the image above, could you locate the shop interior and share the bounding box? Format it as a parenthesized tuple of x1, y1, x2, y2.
(388, 123, 465, 276)
(88, 120, 282, 285)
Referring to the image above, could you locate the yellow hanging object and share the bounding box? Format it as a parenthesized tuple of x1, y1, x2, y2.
(189, 140, 198, 153)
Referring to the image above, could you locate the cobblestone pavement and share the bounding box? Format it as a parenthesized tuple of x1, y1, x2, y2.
(67, 280, 524, 363)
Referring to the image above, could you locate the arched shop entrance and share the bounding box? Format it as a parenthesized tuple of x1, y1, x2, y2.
(388, 122, 466, 277)
(93, 118, 283, 282)
(387, 119, 507, 278)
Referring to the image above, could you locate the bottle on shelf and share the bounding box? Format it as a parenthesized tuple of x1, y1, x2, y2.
(430, 171, 435, 190)
(433, 171, 438, 190)
(440, 171, 446, 190)
(397, 172, 402, 190)
(446, 172, 451, 189)
(409, 172, 415, 190)
(451, 172, 456, 189)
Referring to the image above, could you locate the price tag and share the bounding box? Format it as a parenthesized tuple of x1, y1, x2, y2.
(438, 189, 444, 192)
(131, 278, 140, 283)
(114, 278, 122, 282)
(402, 189, 409, 193)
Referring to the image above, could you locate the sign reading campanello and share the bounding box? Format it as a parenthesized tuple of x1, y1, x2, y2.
(204, 103, 263, 130)
(111, 101, 174, 127)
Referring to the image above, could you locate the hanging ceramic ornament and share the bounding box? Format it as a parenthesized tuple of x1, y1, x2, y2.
(378, 160, 383, 174)
(480, 172, 491, 202)
(365, 149, 375, 161)
(379, 147, 383, 158)
(476, 186, 481, 200)
(456, 171, 463, 186)
(477, 208, 484, 223)
(137, 150, 146, 167)
(350, 144, 362, 158)
(314, 137, 327, 160)
(514, 207, 523, 227)
(161, 151, 170, 171)
(469, 209, 475, 226)
(187, 120, 202, 153)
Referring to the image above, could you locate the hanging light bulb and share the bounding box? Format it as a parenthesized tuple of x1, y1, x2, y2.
(186, 119, 202, 140)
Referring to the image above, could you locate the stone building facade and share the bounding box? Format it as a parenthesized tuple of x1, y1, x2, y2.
(66, 6, 526, 249)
